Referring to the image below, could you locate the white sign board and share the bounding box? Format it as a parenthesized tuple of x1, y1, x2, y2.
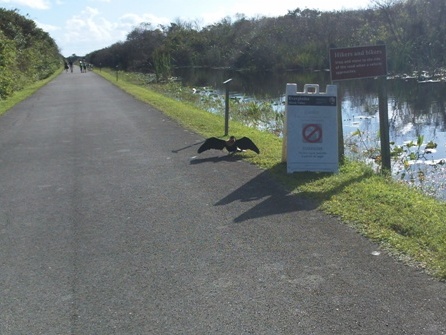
(286, 84, 338, 173)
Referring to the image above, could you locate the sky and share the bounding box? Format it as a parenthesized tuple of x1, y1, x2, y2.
(1, 0, 375, 57)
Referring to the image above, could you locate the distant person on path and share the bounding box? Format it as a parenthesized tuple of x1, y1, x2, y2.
(64, 60, 69, 73)
(68, 60, 73, 73)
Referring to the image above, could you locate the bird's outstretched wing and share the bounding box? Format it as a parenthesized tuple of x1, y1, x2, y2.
(236, 137, 260, 154)
(197, 137, 226, 153)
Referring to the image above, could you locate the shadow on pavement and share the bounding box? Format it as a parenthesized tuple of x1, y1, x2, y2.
(189, 154, 244, 164)
(214, 170, 319, 223)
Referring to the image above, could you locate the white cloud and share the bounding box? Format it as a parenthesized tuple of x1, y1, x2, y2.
(64, 8, 171, 45)
(0, 0, 51, 9)
(61, 6, 152, 55)
(65, 7, 117, 42)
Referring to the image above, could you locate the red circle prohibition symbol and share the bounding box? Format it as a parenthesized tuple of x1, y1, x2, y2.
(302, 124, 322, 143)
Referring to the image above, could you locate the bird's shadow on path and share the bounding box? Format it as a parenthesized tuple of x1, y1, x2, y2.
(201, 161, 369, 224)
(171, 140, 204, 154)
(188, 148, 318, 223)
(179, 141, 368, 224)
(213, 169, 319, 223)
(189, 154, 244, 164)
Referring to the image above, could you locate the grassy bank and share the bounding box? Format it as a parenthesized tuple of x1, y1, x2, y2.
(97, 69, 446, 280)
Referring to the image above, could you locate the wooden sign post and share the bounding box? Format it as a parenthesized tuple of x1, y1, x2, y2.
(329, 44, 390, 172)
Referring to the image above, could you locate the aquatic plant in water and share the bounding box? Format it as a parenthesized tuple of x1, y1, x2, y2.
(346, 130, 446, 200)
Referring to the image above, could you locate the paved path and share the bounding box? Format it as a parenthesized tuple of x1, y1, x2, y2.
(0, 69, 445, 334)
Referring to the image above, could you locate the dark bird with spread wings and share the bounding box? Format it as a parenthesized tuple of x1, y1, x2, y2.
(197, 136, 260, 154)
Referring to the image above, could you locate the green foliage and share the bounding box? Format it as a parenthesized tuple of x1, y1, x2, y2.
(0, 31, 17, 99)
(86, 0, 446, 75)
(0, 8, 61, 100)
(153, 49, 172, 82)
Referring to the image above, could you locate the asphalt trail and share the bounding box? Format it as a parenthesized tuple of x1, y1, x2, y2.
(0, 70, 445, 334)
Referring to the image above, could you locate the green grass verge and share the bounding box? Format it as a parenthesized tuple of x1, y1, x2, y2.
(98, 69, 446, 280)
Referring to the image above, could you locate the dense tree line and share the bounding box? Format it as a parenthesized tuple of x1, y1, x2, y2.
(87, 0, 445, 79)
(0, 8, 61, 100)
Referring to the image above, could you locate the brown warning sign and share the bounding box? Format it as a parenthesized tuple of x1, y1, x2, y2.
(329, 45, 387, 81)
